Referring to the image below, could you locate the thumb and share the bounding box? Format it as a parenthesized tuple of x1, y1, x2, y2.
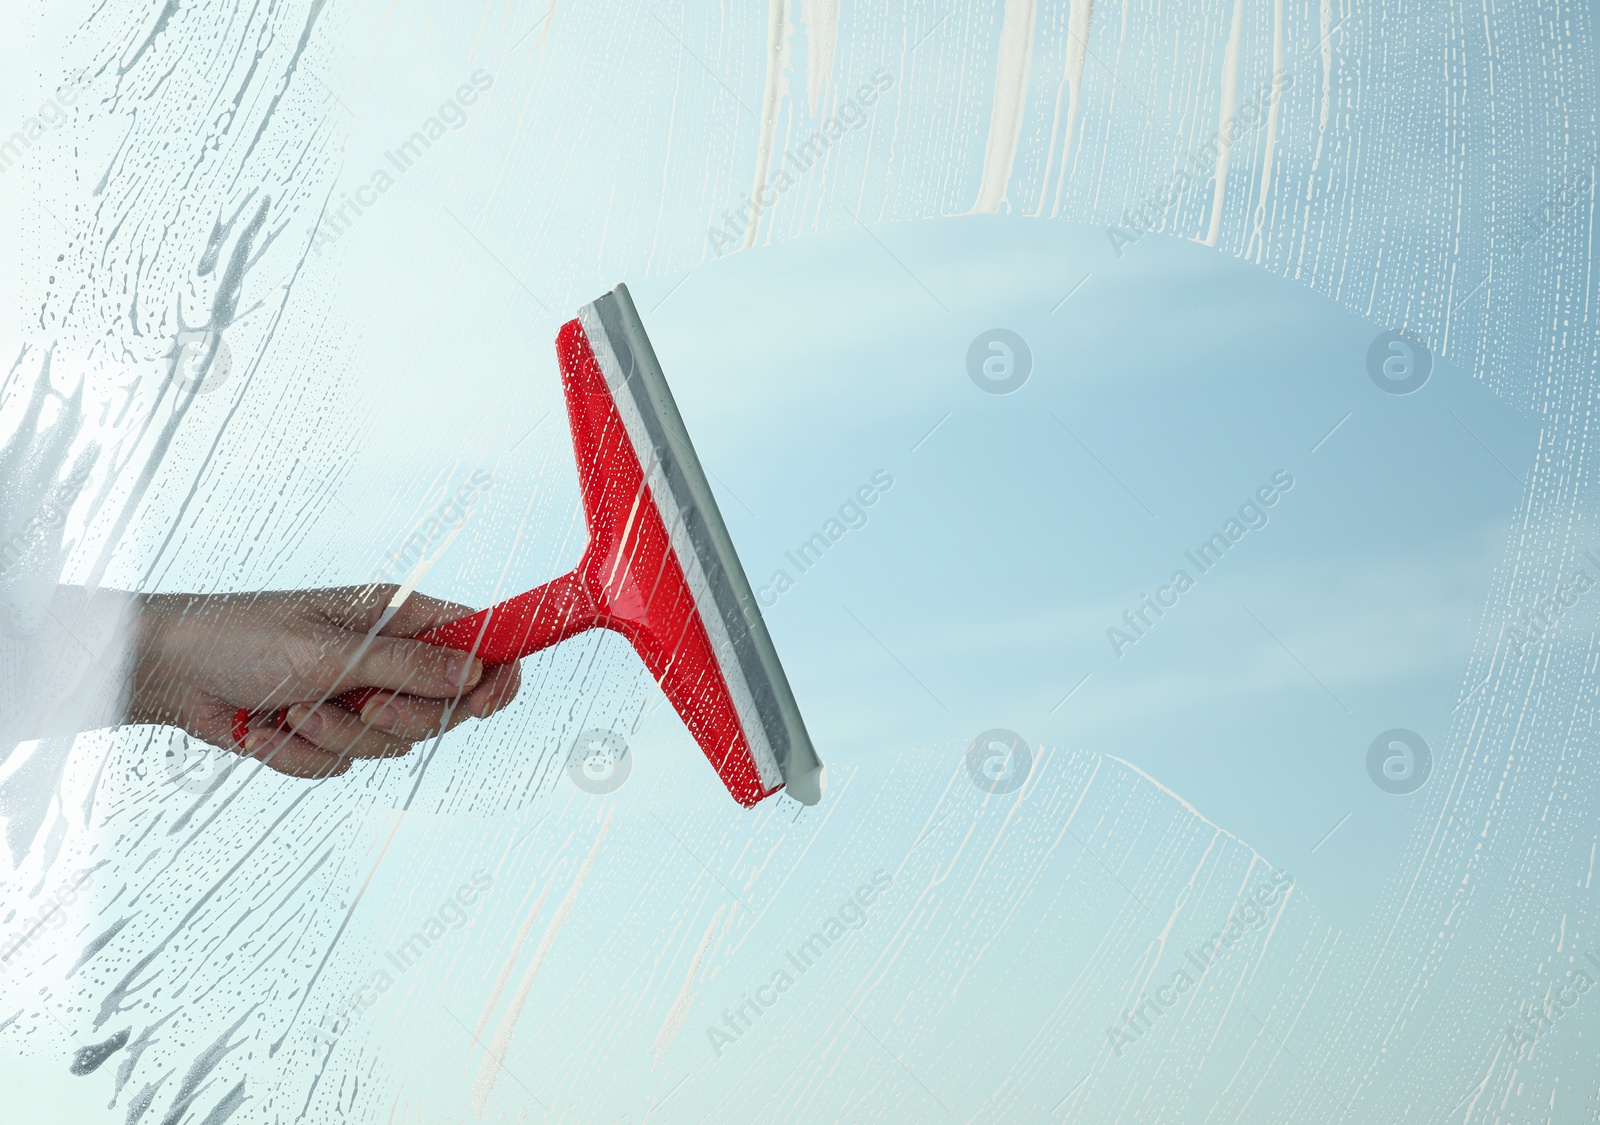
(327, 629, 484, 699)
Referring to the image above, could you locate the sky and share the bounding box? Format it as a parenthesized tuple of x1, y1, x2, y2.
(629, 215, 1533, 929)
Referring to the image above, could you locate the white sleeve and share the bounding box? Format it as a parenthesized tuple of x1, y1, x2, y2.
(0, 361, 140, 762)
(0, 583, 138, 751)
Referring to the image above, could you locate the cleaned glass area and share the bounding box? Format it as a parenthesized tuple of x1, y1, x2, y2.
(0, 1, 1595, 1121)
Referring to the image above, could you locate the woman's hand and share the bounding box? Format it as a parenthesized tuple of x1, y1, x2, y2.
(129, 585, 521, 779)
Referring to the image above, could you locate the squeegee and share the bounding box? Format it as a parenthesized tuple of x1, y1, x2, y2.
(236, 285, 823, 807)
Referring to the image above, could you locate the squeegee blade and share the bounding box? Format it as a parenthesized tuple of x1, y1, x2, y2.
(576, 284, 824, 806)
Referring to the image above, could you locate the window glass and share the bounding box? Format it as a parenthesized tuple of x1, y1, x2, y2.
(2, 1, 1595, 1120)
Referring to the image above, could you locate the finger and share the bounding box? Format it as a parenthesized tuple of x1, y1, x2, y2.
(356, 660, 517, 736)
(278, 584, 396, 630)
(341, 690, 457, 742)
(285, 702, 433, 759)
(378, 590, 480, 638)
(239, 727, 353, 779)
(178, 695, 351, 779)
(463, 661, 522, 719)
(356, 660, 519, 737)
(324, 629, 484, 699)
(298, 584, 479, 638)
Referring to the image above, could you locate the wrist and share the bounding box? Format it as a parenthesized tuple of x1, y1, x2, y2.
(127, 592, 175, 726)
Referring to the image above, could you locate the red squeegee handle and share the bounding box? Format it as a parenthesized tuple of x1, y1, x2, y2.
(232, 572, 597, 748)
